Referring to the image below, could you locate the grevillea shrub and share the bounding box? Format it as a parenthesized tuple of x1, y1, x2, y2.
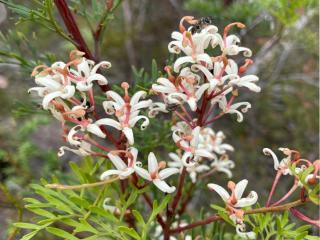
(14, 14, 319, 240)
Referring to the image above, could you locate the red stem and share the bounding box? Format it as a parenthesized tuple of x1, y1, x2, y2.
(170, 198, 309, 235)
(54, 0, 94, 60)
(271, 182, 298, 207)
(54, 0, 110, 92)
(170, 167, 187, 213)
(266, 170, 282, 207)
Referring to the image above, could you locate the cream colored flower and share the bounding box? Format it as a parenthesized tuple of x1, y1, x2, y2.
(96, 82, 152, 145)
(134, 152, 179, 193)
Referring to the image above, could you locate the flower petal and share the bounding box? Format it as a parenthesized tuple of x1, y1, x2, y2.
(86, 124, 106, 138)
(207, 183, 230, 202)
(173, 56, 194, 73)
(153, 179, 176, 193)
(134, 166, 151, 180)
(263, 148, 279, 170)
(130, 91, 147, 105)
(235, 179, 248, 200)
(158, 168, 180, 179)
(123, 127, 134, 145)
(107, 152, 127, 170)
(42, 91, 62, 110)
(148, 152, 158, 173)
(95, 118, 122, 130)
(235, 191, 258, 208)
(100, 169, 123, 180)
(106, 91, 125, 106)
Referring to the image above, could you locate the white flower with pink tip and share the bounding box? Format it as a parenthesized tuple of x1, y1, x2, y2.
(100, 148, 139, 180)
(208, 179, 258, 208)
(208, 179, 258, 239)
(134, 152, 179, 193)
(95, 82, 152, 145)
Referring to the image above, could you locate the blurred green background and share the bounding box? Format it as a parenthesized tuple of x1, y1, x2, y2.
(0, 0, 318, 238)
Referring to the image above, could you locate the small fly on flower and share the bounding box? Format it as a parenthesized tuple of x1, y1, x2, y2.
(190, 17, 214, 34)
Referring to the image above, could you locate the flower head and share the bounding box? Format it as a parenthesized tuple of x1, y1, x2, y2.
(134, 152, 179, 193)
(208, 179, 258, 209)
(100, 148, 139, 180)
(173, 126, 215, 166)
(95, 82, 152, 145)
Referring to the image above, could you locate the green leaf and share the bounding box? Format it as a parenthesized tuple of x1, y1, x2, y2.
(74, 219, 98, 234)
(118, 226, 141, 240)
(26, 207, 56, 219)
(14, 222, 41, 229)
(89, 206, 119, 223)
(305, 236, 320, 240)
(46, 227, 80, 240)
(132, 210, 145, 226)
(20, 230, 40, 240)
(210, 204, 227, 212)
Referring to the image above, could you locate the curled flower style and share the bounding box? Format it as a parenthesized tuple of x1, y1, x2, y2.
(234, 222, 256, 239)
(215, 96, 251, 122)
(100, 148, 139, 180)
(58, 141, 92, 157)
(103, 198, 120, 214)
(58, 122, 106, 157)
(66, 123, 105, 147)
(199, 128, 234, 155)
(148, 102, 168, 118)
(168, 152, 210, 183)
(134, 152, 179, 193)
(95, 82, 152, 145)
(263, 147, 303, 176)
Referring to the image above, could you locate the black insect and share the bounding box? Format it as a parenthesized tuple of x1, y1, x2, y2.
(190, 17, 214, 34)
(166, 103, 179, 112)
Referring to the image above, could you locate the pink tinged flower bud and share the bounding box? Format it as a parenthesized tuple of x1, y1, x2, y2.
(239, 59, 253, 74)
(121, 82, 130, 102)
(179, 16, 195, 33)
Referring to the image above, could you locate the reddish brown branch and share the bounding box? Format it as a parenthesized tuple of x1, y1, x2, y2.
(177, 183, 195, 215)
(54, 0, 93, 60)
(170, 167, 187, 213)
(170, 199, 308, 235)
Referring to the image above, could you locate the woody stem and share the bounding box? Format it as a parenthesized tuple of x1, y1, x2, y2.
(170, 198, 309, 235)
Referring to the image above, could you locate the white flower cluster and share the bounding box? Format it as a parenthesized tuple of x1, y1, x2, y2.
(29, 51, 115, 156)
(169, 121, 234, 183)
(151, 16, 260, 123)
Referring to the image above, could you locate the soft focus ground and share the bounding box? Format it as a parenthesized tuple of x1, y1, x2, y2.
(0, 0, 318, 238)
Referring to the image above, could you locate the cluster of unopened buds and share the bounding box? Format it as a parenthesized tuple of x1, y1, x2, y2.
(28, 16, 319, 239)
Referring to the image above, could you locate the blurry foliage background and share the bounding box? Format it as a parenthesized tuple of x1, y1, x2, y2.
(0, 0, 318, 238)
